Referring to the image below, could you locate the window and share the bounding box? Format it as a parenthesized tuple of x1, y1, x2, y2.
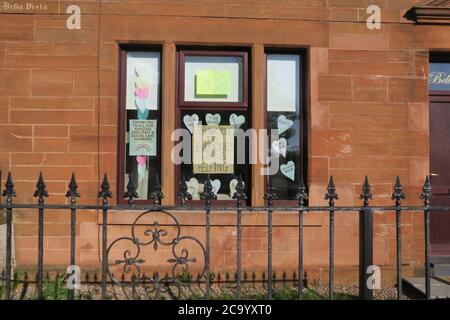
(265, 50, 307, 200)
(118, 46, 162, 204)
(178, 50, 248, 107)
(177, 49, 250, 202)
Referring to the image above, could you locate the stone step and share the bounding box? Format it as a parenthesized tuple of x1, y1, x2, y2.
(430, 256, 450, 265)
(432, 264, 450, 277)
(403, 277, 450, 299)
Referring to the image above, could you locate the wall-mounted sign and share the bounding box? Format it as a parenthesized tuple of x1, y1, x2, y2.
(429, 63, 450, 91)
(129, 119, 157, 156)
(192, 125, 234, 174)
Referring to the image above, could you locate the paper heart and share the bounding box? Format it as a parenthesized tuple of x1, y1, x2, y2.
(183, 114, 200, 134)
(137, 108, 149, 120)
(135, 86, 149, 99)
(186, 178, 199, 197)
(211, 179, 221, 195)
(136, 156, 147, 166)
(277, 115, 294, 135)
(206, 113, 221, 126)
(229, 114, 245, 129)
(229, 179, 245, 197)
(135, 97, 149, 111)
(280, 161, 295, 181)
(272, 138, 287, 158)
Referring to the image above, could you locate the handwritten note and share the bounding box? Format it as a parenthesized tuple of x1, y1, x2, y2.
(196, 70, 230, 97)
(129, 120, 157, 156)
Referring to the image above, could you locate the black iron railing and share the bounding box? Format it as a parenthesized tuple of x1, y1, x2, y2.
(0, 171, 448, 300)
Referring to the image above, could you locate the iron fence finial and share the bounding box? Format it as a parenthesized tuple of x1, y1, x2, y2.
(201, 174, 216, 202)
(264, 180, 278, 204)
(66, 173, 80, 204)
(33, 172, 49, 204)
(359, 176, 373, 207)
(2, 172, 16, 203)
(149, 173, 164, 206)
(296, 175, 308, 206)
(232, 175, 247, 202)
(98, 173, 112, 205)
(178, 174, 192, 205)
(421, 175, 432, 207)
(325, 176, 338, 206)
(124, 174, 139, 207)
(392, 176, 405, 206)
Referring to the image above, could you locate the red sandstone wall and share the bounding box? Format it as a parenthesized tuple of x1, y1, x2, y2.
(0, 0, 443, 284)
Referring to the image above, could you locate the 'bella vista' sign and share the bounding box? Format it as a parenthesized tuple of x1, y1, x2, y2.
(2, 1, 49, 12)
(429, 63, 450, 91)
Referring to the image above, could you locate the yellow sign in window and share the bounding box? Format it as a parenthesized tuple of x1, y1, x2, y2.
(195, 70, 231, 97)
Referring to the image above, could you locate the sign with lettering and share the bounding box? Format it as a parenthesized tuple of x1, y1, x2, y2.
(129, 120, 157, 156)
(192, 125, 234, 174)
(1, 1, 51, 12)
(429, 63, 450, 91)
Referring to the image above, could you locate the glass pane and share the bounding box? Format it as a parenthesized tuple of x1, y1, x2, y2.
(184, 55, 243, 102)
(429, 63, 450, 91)
(181, 110, 249, 200)
(266, 53, 302, 200)
(124, 51, 161, 200)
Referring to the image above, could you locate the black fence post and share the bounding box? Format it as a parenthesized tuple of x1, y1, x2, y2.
(325, 176, 338, 300)
(296, 176, 308, 300)
(66, 173, 80, 300)
(359, 176, 374, 300)
(392, 176, 405, 300)
(98, 174, 112, 300)
(232, 175, 246, 299)
(33, 172, 48, 300)
(264, 181, 277, 300)
(2, 172, 16, 300)
(201, 175, 216, 299)
(421, 176, 432, 300)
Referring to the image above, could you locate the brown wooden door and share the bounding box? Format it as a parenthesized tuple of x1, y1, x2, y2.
(430, 95, 450, 255)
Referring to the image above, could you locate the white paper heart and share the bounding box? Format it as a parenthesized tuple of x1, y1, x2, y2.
(272, 138, 287, 158)
(183, 114, 199, 134)
(229, 179, 245, 197)
(280, 161, 295, 181)
(277, 115, 294, 135)
(186, 177, 199, 197)
(206, 113, 221, 126)
(211, 179, 221, 195)
(229, 114, 245, 129)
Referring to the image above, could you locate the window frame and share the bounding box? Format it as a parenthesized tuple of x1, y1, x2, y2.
(117, 44, 163, 206)
(264, 48, 309, 205)
(175, 47, 252, 206)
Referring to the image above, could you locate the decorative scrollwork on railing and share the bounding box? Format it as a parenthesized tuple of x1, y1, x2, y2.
(106, 210, 206, 299)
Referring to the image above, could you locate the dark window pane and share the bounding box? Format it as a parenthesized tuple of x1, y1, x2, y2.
(266, 53, 303, 200)
(180, 110, 250, 200)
